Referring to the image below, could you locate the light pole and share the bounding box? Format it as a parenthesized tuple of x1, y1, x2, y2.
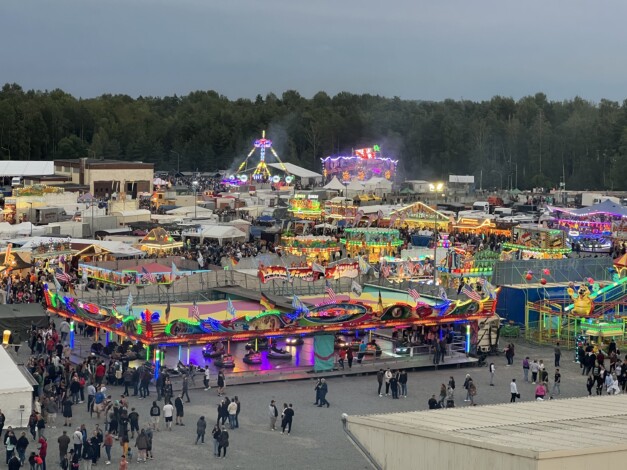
(26, 202, 33, 236)
(192, 180, 198, 219)
(428, 182, 443, 293)
(0, 146, 10, 161)
(171, 151, 181, 174)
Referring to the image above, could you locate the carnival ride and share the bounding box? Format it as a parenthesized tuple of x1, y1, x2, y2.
(43, 284, 499, 356)
(234, 130, 293, 183)
(321, 145, 397, 183)
(525, 274, 627, 346)
(502, 225, 570, 260)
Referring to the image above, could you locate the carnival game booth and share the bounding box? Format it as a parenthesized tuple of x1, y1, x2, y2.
(547, 200, 627, 253)
(139, 227, 183, 255)
(437, 248, 500, 290)
(281, 235, 340, 262)
(80, 261, 182, 286)
(502, 225, 570, 260)
(388, 202, 451, 230)
(452, 218, 511, 237)
(287, 194, 324, 220)
(379, 256, 433, 284)
(324, 198, 358, 222)
(341, 228, 403, 263)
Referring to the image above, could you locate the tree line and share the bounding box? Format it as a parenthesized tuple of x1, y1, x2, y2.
(1, 83, 626, 190)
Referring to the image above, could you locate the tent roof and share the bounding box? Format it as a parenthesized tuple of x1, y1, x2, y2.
(572, 199, 627, 217)
(12, 237, 143, 258)
(0, 161, 54, 177)
(74, 244, 112, 257)
(140, 227, 179, 246)
(166, 206, 213, 215)
(363, 177, 393, 189)
(111, 209, 151, 217)
(0, 345, 33, 394)
(323, 177, 346, 191)
(615, 253, 627, 268)
(188, 225, 247, 240)
(135, 262, 172, 273)
(346, 180, 365, 191)
(267, 162, 322, 179)
(0, 252, 32, 271)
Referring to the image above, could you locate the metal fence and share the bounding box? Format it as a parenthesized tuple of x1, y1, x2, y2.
(492, 257, 613, 286)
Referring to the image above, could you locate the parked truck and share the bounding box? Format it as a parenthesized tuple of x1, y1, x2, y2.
(29, 207, 72, 225)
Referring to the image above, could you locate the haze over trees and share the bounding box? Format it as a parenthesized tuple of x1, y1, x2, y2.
(0, 83, 625, 190)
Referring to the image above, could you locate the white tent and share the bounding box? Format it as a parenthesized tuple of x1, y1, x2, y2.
(0, 161, 54, 177)
(364, 177, 393, 195)
(0, 346, 33, 427)
(323, 177, 346, 192)
(182, 225, 247, 245)
(346, 179, 365, 197)
(166, 206, 214, 217)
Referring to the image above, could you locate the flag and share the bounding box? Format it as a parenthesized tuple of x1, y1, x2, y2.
(260, 293, 275, 311)
(82, 269, 88, 285)
(408, 288, 421, 302)
(112, 296, 117, 312)
(52, 276, 63, 293)
(292, 294, 309, 313)
(141, 266, 156, 283)
(227, 297, 237, 317)
(171, 262, 182, 277)
(286, 268, 293, 284)
(439, 286, 448, 300)
(312, 262, 326, 274)
(55, 268, 71, 283)
(351, 280, 363, 297)
(381, 264, 391, 278)
(389, 212, 398, 226)
(325, 281, 337, 303)
(197, 252, 204, 269)
(377, 290, 384, 313)
(231, 256, 239, 266)
(191, 300, 200, 319)
(358, 256, 371, 275)
(165, 299, 171, 322)
(353, 209, 364, 226)
(462, 284, 482, 302)
(126, 292, 134, 312)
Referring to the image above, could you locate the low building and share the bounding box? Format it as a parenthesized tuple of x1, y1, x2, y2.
(345, 395, 627, 470)
(54, 158, 153, 199)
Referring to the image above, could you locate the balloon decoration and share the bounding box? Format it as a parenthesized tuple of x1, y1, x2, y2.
(540, 278, 547, 285)
(525, 273, 533, 281)
(587, 278, 594, 284)
(542, 268, 551, 276)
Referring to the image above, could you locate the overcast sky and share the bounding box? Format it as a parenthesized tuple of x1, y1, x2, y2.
(1, 0, 626, 101)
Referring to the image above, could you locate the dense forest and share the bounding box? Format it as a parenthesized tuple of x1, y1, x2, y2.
(1, 83, 627, 190)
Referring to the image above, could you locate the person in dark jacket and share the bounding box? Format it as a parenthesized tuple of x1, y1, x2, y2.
(317, 379, 329, 407)
(217, 427, 229, 458)
(195, 416, 207, 444)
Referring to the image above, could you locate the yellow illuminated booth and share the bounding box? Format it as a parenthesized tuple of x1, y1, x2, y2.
(288, 194, 324, 220)
(281, 235, 339, 262)
(453, 218, 511, 236)
(502, 225, 570, 260)
(139, 227, 183, 255)
(341, 228, 403, 262)
(388, 202, 451, 230)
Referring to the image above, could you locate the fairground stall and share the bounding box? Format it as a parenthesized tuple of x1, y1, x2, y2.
(501, 225, 570, 260)
(437, 248, 500, 289)
(341, 228, 403, 262)
(452, 218, 511, 237)
(287, 194, 324, 220)
(281, 235, 340, 262)
(139, 227, 183, 255)
(388, 202, 451, 230)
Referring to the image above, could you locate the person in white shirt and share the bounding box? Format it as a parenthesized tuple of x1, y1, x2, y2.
(510, 379, 519, 402)
(163, 402, 174, 431)
(227, 401, 238, 429)
(384, 369, 392, 396)
(204, 367, 211, 390)
(489, 363, 495, 386)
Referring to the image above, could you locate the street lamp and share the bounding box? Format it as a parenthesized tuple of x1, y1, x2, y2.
(428, 182, 444, 293)
(26, 202, 33, 236)
(0, 147, 10, 161)
(171, 151, 181, 174)
(192, 181, 199, 219)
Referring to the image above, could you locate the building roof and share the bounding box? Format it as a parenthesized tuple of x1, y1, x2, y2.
(0, 161, 54, 177)
(323, 177, 346, 191)
(572, 199, 627, 218)
(347, 395, 627, 456)
(267, 162, 322, 179)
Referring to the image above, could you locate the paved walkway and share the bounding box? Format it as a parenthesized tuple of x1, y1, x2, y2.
(9, 337, 590, 469)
